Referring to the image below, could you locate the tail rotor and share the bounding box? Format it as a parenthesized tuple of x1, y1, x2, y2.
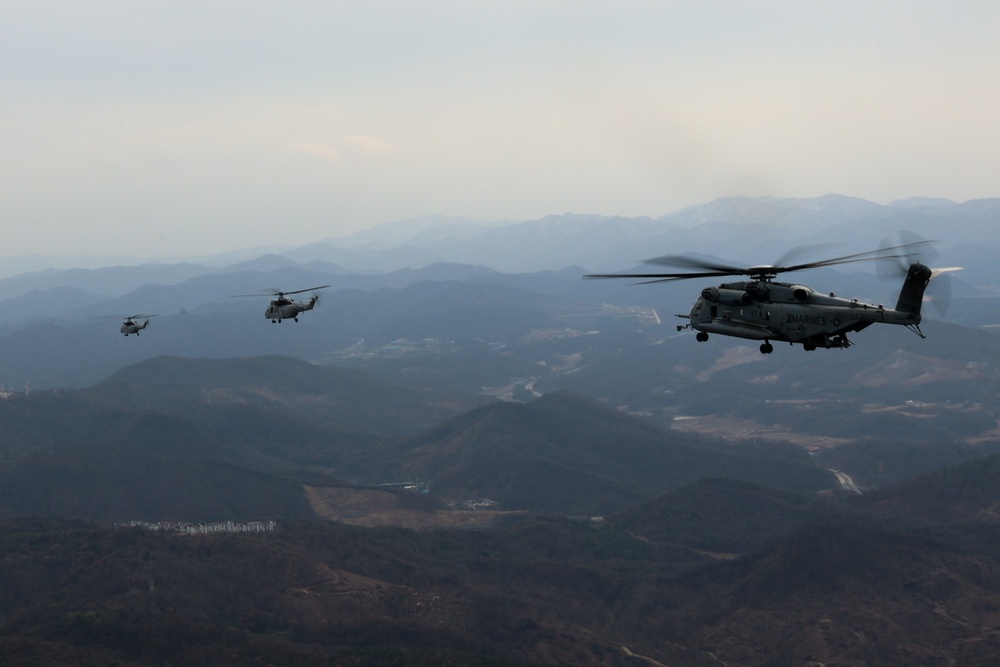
(877, 232, 959, 317)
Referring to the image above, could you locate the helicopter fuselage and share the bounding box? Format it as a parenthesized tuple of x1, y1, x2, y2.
(266, 295, 319, 323)
(682, 263, 930, 352)
(121, 319, 149, 336)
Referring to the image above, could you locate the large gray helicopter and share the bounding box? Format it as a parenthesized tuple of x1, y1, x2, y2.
(117, 314, 155, 336)
(586, 240, 959, 354)
(235, 286, 329, 323)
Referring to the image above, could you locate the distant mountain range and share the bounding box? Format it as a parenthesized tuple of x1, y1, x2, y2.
(0, 194, 997, 391)
(5, 193, 1000, 278)
(304, 194, 1000, 275)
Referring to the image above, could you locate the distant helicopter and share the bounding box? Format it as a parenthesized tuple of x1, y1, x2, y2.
(117, 314, 155, 336)
(586, 240, 960, 354)
(234, 286, 329, 323)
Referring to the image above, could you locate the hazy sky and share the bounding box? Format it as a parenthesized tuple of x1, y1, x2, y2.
(3, 1, 999, 258)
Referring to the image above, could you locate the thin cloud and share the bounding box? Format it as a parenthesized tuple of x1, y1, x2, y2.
(345, 134, 395, 156)
(286, 142, 341, 162)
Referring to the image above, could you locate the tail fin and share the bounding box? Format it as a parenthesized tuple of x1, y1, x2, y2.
(894, 262, 933, 315)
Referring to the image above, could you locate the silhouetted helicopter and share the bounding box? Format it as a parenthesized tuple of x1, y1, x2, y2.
(234, 286, 329, 323)
(116, 314, 155, 336)
(586, 240, 959, 354)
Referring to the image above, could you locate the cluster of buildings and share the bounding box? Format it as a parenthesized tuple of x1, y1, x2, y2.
(123, 519, 277, 534)
(449, 498, 501, 511)
(326, 337, 447, 361)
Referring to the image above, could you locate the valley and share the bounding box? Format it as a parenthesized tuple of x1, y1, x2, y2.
(304, 485, 522, 529)
(668, 411, 853, 448)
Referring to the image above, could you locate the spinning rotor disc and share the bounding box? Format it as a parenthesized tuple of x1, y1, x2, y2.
(233, 285, 330, 298)
(585, 239, 937, 284)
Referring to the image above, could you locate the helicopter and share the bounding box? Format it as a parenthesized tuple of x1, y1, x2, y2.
(586, 240, 959, 354)
(117, 314, 155, 336)
(234, 285, 330, 323)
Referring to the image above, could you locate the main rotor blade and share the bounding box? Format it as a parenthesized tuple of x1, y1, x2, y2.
(876, 232, 940, 279)
(281, 285, 330, 296)
(584, 270, 738, 282)
(232, 285, 330, 298)
(586, 239, 940, 284)
(771, 243, 845, 268)
(896, 230, 940, 264)
(642, 255, 747, 273)
(777, 239, 938, 274)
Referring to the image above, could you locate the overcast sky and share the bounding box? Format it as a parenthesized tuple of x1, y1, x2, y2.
(3, 1, 999, 258)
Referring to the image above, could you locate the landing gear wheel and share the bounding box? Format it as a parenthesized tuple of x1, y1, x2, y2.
(294, 317, 299, 322)
(803, 343, 815, 351)
(696, 331, 709, 343)
(760, 342, 773, 354)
